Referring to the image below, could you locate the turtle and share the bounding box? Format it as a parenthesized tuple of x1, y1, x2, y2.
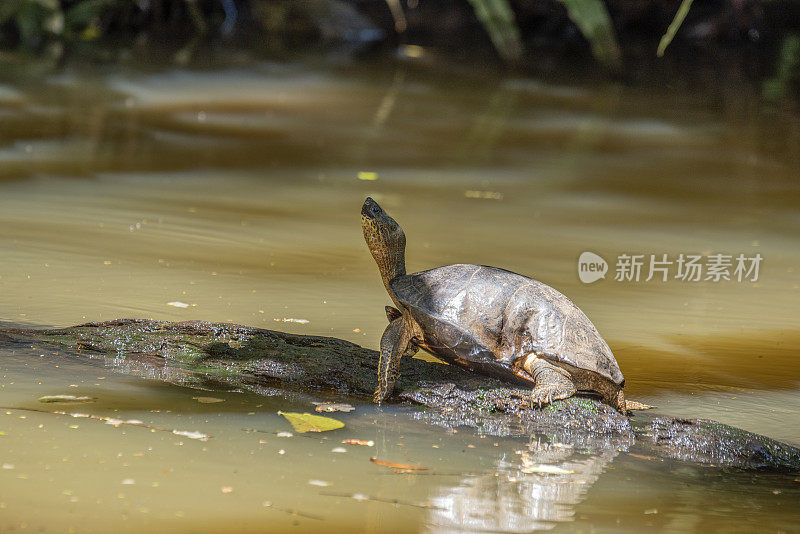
(361, 197, 627, 413)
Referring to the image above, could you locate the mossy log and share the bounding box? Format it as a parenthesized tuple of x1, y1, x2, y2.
(1, 319, 798, 471)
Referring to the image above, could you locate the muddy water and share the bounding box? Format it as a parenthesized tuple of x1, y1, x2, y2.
(0, 63, 799, 532)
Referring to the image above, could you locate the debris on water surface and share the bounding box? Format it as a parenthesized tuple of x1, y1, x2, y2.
(331, 447, 347, 453)
(312, 402, 355, 413)
(357, 171, 378, 181)
(278, 411, 344, 433)
(464, 190, 504, 200)
(0, 406, 212, 441)
(172, 430, 210, 441)
(167, 301, 190, 308)
(38, 395, 96, 404)
(308, 480, 331, 487)
(321, 491, 440, 509)
(274, 318, 310, 324)
(628, 453, 661, 461)
(342, 439, 374, 447)
(121, 478, 135, 485)
(626, 400, 656, 410)
(520, 464, 574, 475)
(370, 457, 428, 471)
(193, 397, 225, 404)
(276, 431, 293, 437)
(221, 486, 233, 494)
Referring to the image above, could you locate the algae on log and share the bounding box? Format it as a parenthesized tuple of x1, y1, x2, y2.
(1, 319, 799, 471)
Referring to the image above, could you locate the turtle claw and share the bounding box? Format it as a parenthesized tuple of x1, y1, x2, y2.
(530, 385, 566, 409)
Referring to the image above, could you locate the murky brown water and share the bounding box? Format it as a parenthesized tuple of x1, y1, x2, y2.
(1, 62, 799, 532)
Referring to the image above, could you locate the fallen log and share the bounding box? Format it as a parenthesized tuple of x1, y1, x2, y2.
(1, 319, 798, 471)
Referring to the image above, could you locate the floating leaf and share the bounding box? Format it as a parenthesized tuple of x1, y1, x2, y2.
(357, 171, 378, 181)
(193, 396, 225, 404)
(626, 400, 656, 410)
(465, 190, 504, 200)
(39, 395, 95, 404)
(342, 439, 374, 447)
(313, 402, 355, 413)
(520, 464, 574, 475)
(278, 411, 344, 433)
(370, 457, 428, 471)
(628, 453, 660, 461)
(172, 430, 210, 441)
(274, 317, 310, 324)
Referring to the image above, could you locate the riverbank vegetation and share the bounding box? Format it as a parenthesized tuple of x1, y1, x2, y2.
(0, 0, 798, 100)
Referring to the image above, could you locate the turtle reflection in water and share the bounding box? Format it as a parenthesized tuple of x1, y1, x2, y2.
(361, 197, 627, 413)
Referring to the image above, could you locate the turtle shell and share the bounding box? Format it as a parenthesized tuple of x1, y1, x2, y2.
(390, 264, 624, 386)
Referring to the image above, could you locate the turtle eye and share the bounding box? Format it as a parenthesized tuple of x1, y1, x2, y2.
(371, 206, 381, 215)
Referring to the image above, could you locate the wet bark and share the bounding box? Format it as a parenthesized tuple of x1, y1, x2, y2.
(1, 319, 798, 471)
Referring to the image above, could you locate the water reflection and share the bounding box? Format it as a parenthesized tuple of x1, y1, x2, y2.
(428, 441, 617, 532)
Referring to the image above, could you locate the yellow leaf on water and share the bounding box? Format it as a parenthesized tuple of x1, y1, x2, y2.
(357, 171, 378, 181)
(193, 397, 225, 404)
(278, 412, 344, 433)
(370, 457, 428, 471)
(625, 400, 656, 410)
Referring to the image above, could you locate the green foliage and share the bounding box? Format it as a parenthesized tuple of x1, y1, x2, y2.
(466, 0, 523, 63)
(558, 0, 621, 70)
(0, 0, 111, 47)
(763, 33, 800, 101)
(657, 0, 694, 57)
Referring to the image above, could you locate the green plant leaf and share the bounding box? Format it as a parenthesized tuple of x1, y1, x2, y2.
(16, 2, 45, 46)
(279, 411, 344, 433)
(0, 1, 25, 25)
(466, 0, 523, 63)
(65, 0, 108, 30)
(657, 0, 694, 57)
(762, 33, 800, 101)
(558, 0, 621, 70)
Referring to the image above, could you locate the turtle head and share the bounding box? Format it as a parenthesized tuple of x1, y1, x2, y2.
(361, 197, 406, 285)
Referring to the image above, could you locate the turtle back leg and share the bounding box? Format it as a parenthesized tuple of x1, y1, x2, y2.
(374, 317, 412, 403)
(522, 355, 577, 408)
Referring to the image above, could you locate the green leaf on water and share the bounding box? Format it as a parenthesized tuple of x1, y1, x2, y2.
(38, 395, 95, 403)
(278, 411, 344, 433)
(193, 396, 225, 404)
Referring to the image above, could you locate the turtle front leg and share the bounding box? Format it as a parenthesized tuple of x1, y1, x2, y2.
(374, 317, 411, 403)
(522, 355, 577, 408)
(385, 306, 403, 322)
